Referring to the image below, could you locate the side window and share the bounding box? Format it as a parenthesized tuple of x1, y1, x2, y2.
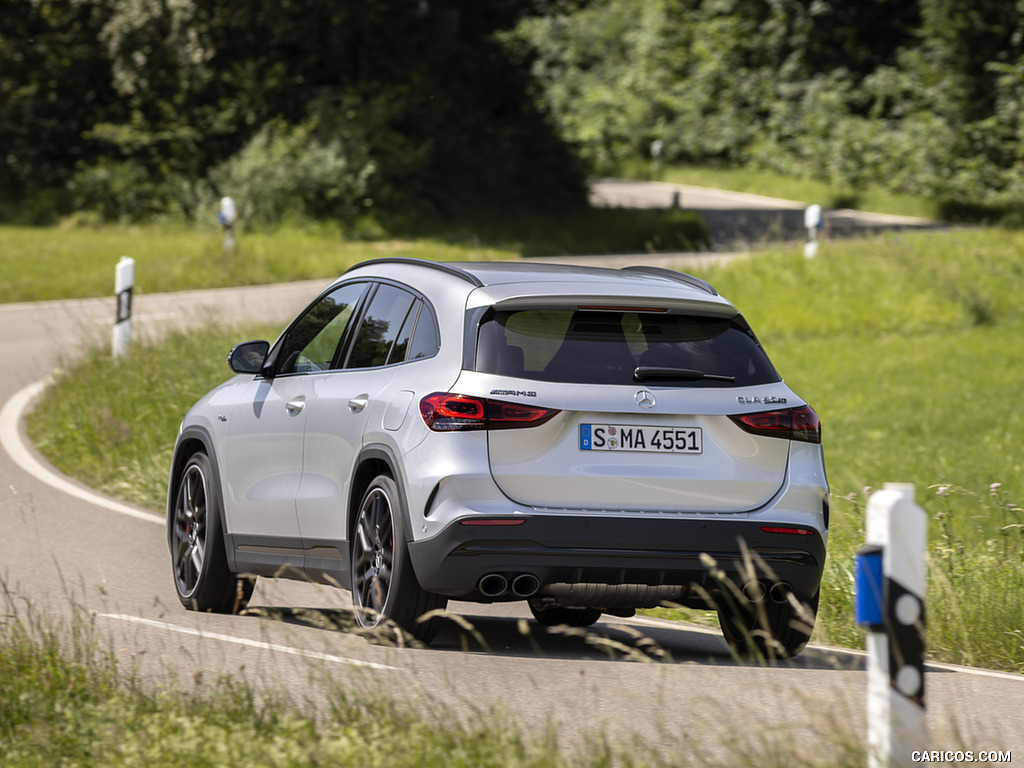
(407, 303, 439, 360)
(387, 302, 418, 365)
(276, 283, 367, 374)
(344, 284, 416, 369)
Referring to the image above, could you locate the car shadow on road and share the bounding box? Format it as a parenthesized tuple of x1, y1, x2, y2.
(430, 612, 867, 673)
(241, 605, 867, 672)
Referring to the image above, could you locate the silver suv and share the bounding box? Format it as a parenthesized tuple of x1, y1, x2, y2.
(167, 258, 828, 657)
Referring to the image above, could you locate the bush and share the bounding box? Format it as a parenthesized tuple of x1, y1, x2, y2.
(70, 160, 190, 224)
(208, 120, 375, 229)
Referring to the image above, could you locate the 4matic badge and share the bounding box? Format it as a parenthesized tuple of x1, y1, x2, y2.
(737, 395, 788, 404)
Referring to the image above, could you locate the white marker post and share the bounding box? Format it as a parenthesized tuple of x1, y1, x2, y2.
(219, 196, 237, 251)
(804, 203, 823, 258)
(650, 139, 664, 180)
(113, 256, 134, 361)
(857, 483, 927, 768)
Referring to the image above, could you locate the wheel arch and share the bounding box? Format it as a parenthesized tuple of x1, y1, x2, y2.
(167, 425, 234, 570)
(347, 444, 410, 543)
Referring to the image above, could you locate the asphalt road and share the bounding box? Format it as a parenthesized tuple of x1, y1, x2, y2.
(1, 202, 1018, 762)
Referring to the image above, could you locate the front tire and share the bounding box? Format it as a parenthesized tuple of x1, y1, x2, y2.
(170, 452, 254, 613)
(349, 475, 446, 643)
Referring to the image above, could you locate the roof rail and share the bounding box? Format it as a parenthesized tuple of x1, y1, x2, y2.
(344, 257, 483, 287)
(620, 265, 717, 295)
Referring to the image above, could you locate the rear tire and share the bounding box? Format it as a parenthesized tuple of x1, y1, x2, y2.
(170, 452, 254, 613)
(717, 589, 818, 660)
(528, 599, 602, 628)
(349, 475, 447, 644)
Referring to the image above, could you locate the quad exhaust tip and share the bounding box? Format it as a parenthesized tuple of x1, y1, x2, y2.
(770, 581, 793, 604)
(478, 573, 541, 598)
(742, 580, 793, 604)
(478, 574, 508, 598)
(511, 573, 540, 598)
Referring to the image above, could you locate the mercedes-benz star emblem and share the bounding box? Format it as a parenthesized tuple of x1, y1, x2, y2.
(635, 389, 656, 409)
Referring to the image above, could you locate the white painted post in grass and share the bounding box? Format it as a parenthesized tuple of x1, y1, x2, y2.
(219, 196, 237, 251)
(650, 138, 664, 180)
(804, 204, 822, 258)
(112, 256, 134, 361)
(858, 483, 927, 768)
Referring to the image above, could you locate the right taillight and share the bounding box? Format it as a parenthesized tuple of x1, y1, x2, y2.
(419, 393, 560, 432)
(729, 405, 821, 443)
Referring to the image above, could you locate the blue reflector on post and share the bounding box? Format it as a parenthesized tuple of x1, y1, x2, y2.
(855, 544, 885, 629)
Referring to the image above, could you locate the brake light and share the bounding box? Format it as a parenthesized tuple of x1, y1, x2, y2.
(730, 405, 821, 443)
(419, 393, 560, 432)
(761, 526, 816, 535)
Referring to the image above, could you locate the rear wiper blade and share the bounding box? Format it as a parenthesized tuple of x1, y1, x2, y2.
(634, 366, 736, 383)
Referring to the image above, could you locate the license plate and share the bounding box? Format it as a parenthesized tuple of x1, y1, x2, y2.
(579, 424, 702, 454)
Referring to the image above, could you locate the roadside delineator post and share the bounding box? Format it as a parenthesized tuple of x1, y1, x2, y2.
(219, 196, 237, 251)
(856, 483, 927, 768)
(113, 256, 134, 361)
(650, 139, 664, 180)
(804, 204, 823, 258)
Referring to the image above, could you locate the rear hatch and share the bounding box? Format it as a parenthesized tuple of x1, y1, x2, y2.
(460, 304, 802, 514)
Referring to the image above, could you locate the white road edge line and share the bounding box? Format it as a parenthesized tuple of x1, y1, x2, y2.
(100, 613, 402, 672)
(1, 377, 164, 526)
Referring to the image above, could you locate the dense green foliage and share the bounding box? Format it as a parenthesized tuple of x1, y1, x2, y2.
(0, 1, 586, 227)
(511, 0, 1024, 218)
(8, 1, 1024, 227)
(25, 227, 1024, 671)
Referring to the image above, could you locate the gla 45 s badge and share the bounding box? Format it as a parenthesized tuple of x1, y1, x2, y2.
(737, 395, 788, 404)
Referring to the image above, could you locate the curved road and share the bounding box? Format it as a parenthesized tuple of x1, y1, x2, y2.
(1, 258, 1018, 761)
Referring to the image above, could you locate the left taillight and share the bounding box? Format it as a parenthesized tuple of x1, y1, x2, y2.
(419, 393, 560, 432)
(729, 404, 821, 444)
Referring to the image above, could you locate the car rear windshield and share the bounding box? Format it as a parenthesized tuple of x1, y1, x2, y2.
(475, 308, 780, 386)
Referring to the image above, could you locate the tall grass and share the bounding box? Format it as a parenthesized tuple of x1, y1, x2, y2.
(0, 584, 596, 768)
(1, 583, 876, 767)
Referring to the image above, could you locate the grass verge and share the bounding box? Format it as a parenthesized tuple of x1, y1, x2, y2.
(0, 207, 708, 304)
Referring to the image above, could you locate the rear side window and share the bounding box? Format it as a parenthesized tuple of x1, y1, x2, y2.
(345, 284, 416, 369)
(475, 309, 780, 386)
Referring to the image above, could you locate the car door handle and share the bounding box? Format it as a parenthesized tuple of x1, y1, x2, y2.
(285, 397, 305, 414)
(348, 395, 369, 413)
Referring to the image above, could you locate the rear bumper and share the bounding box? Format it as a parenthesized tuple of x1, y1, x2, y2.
(408, 513, 826, 605)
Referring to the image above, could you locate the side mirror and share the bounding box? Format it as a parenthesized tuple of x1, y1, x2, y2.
(227, 340, 270, 374)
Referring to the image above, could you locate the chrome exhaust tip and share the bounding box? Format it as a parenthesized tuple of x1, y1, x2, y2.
(478, 574, 508, 598)
(743, 580, 768, 603)
(511, 573, 541, 598)
(769, 582, 793, 604)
